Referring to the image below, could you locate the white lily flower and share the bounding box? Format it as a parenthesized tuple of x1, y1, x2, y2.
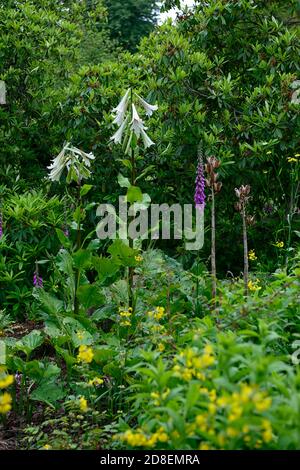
(140, 128, 155, 149)
(48, 143, 95, 182)
(110, 116, 129, 144)
(130, 103, 145, 138)
(135, 93, 158, 116)
(112, 88, 130, 125)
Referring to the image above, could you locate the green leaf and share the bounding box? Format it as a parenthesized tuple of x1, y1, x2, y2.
(118, 173, 130, 188)
(108, 240, 136, 267)
(92, 256, 119, 282)
(73, 249, 92, 269)
(30, 381, 66, 407)
(80, 184, 93, 197)
(16, 330, 43, 356)
(76, 284, 105, 309)
(126, 185, 143, 204)
(55, 228, 71, 248)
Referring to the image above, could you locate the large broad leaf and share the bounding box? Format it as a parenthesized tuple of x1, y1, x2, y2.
(30, 381, 66, 407)
(76, 284, 105, 309)
(33, 289, 64, 316)
(108, 239, 136, 267)
(92, 256, 119, 282)
(73, 249, 92, 270)
(16, 330, 43, 356)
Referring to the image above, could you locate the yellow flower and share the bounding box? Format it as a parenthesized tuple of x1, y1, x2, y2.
(77, 345, 94, 364)
(242, 425, 250, 434)
(217, 396, 229, 407)
(274, 241, 284, 248)
(0, 374, 14, 389)
(199, 442, 210, 450)
(254, 394, 272, 412)
(248, 280, 261, 292)
(287, 157, 298, 163)
(120, 320, 131, 327)
(42, 444, 52, 450)
(154, 306, 165, 321)
(248, 249, 257, 261)
(76, 331, 84, 340)
(88, 377, 104, 387)
(119, 308, 132, 317)
(157, 343, 165, 352)
(227, 427, 238, 437)
(135, 255, 143, 262)
(0, 392, 12, 414)
(79, 396, 88, 413)
(204, 344, 213, 355)
(261, 419, 273, 443)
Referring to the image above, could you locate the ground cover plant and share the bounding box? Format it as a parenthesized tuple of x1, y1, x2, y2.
(0, 0, 299, 452)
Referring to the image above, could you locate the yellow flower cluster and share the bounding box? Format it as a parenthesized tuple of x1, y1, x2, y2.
(135, 255, 143, 263)
(79, 396, 88, 413)
(0, 369, 14, 415)
(0, 374, 14, 389)
(248, 279, 261, 292)
(88, 377, 104, 387)
(173, 345, 215, 381)
(274, 241, 284, 248)
(186, 383, 273, 449)
(0, 392, 12, 414)
(120, 427, 168, 448)
(77, 345, 94, 364)
(119, 307, 133, 327)
(148, 306, 165, 321)
(150, 388, 170, 406)
(248, 249, 257, 261)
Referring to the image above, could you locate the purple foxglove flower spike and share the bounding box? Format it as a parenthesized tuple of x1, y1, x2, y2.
(33, 269, 43, 288)
(194, 152, 206, 212)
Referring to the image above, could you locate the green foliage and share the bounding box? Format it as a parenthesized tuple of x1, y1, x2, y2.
(104, 0, 159, 51)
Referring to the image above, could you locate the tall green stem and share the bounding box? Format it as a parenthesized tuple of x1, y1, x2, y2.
(211, 187, 217, 303)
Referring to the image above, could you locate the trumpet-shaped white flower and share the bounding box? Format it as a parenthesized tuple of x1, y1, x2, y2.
(112, 88, 130, 126)
(130, 104, 145, 138)
(140, 128, 155, 148)
(110, 88, 157, 150)
(48, 143, 95, 182)
(135, 93, 158, 117)
(110, 116, 129, 144)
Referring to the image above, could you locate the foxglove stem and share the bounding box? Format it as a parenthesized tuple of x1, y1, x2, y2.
(211, 187, 217, 302)
(242, 206, 249, 296)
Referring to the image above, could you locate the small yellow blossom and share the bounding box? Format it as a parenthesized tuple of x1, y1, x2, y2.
(287, 157, 298, 163)
(261, 419, 273, 443)
(248, 280, 262, 292)
(0, 375, 14, 389)
(135, 255, 143, 262)
(42, 444, 52, 450)
(77, 345, 94, 364)
(154, 306, 165, 321)
(0, 392, 12, 414)
(88, 377, 104, 387)
(157, 343, 165, 352)
(120, 320, 131, 327)
(199, 443, 210, 450)
(227, 427, 239, 438)
(79, 396, 88, 413)
(248, 249, 257, 261)
(274, 241, 284, 248)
